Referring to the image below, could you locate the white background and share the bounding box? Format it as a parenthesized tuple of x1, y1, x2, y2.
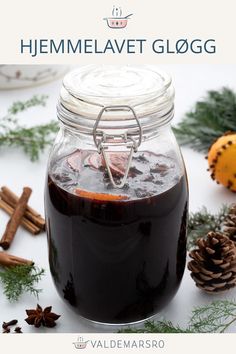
(0, 65, 235, 333)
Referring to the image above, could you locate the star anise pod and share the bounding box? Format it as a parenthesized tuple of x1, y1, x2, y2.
(25, 304, 60, 328)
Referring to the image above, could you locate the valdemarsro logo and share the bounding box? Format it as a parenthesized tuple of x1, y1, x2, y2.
(103, 6, 133, 29)
(72, 335, 165, 350)
(73, 337, 89, 349)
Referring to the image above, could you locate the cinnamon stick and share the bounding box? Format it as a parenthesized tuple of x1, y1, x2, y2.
(0, 199, 40, 235)
(0, 186, 45, 230)
(0, 187, 32, 250)
(0, 252, 33, 267)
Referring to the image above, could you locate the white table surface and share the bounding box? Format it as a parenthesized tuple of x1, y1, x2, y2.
(0, 64, 236, 333)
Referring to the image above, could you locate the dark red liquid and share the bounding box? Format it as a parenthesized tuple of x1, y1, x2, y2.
(45, 151, 188, 323)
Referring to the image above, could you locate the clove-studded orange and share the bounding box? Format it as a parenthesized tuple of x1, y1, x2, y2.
(207, 132, 236, 192)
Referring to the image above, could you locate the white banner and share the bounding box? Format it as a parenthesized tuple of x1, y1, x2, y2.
(0, 333, 235, 354)
(0, 0, 235, 64)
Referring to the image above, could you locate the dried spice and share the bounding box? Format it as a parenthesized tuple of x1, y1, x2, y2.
(0, 252, 33, 267)
(25, 304, 60, 328)
(0, 186, 45, 232)
(2, 319, 18, 329)
(0, 199, 40, 235)
(0, 187, 32, 250)
(1, 320, 23, 334)
(2, 327, 10, 334)
(2, 319, 18, 333)
(14, 327, 23, 333)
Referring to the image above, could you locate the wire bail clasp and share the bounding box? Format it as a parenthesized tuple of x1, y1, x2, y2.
(93, 105, 142, 188)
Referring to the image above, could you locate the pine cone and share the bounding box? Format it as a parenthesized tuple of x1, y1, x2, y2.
(188, 231, 236, 293)
(224, 204, 236, 244)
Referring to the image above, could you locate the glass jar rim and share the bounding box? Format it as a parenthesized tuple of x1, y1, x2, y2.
(63, 64, 172, 99)
(58, 65, 175, 134)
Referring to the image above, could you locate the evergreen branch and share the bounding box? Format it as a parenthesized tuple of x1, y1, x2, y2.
(8, 95, 48, 115)
(189, 300, 236, 333)
(173, 88, 236, 152)
(119, 300, 236, 333)
(187, 205, 229, 250)
(0, 121, 59, 161)
(0, 264, 45, 302)
(0, 95, 59, 160)
(119, 320, 191, 333)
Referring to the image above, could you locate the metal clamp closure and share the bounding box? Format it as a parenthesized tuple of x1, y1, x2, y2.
(93, 105, 142, 188)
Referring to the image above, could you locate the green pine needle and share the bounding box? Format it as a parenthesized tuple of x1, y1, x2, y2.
(119, 320, 191, 333)
(120, 204, 236, 334)
(187, 205, 229, 250)
(189, 300, 236, 333)
(8, 95, 48, 115)
(119, 300, 236, 333)
(173, 87, 236, 152)
(0, 264, 45, 302)
(0, 121, 59, 161)
(0, 95, 59, 161)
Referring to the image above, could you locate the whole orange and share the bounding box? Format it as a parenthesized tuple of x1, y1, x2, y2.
(207, 132, 236, 192)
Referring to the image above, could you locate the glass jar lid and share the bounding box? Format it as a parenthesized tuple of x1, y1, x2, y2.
(58, 65, 174, 134)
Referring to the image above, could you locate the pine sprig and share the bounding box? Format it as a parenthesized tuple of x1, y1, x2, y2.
(0, 121, 59, 161)
(119, 300, 236, 333)
(173, 88, 236, 152)
(187, 205, 229, 250)
(8, 95, 48, 115)
(119, 320, 191, 333)
(0, 95, 59, 161)
(189, 300, 236, 333)
(0, 264, 45, 302)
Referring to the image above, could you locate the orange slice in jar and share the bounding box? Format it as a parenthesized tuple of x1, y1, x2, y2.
(101, 152, 129, 176)
(74, 188, 129, 201)
(68, 150, 133, 177)
(87, 153, 103, 170)
(67, 150, 83, 171)
(67, 150, 103, 171)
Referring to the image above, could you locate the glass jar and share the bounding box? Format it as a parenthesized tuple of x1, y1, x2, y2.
(45, 65, 188, 325)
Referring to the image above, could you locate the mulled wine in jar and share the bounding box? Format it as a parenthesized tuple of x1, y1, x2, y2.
(45, 65, 188, 324)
